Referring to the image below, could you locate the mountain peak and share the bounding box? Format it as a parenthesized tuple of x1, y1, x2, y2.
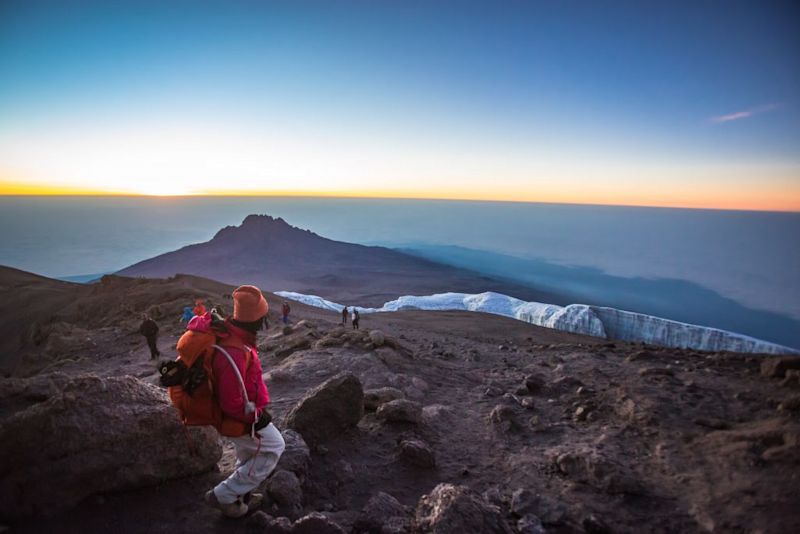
(213, 214, 304, 240)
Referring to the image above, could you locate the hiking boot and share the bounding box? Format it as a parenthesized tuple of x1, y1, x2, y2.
(244, 492, 264, 513)
(204, 490, 247, 518)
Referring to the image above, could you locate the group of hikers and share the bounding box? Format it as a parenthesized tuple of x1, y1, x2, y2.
(139, 287, 367, 518)
(341, 305, 360, 329)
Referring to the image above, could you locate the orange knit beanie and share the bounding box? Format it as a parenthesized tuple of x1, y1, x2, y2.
(232, 285, 269, 322)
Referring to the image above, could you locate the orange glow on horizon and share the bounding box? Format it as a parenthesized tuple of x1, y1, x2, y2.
(1, 179, 798, 212)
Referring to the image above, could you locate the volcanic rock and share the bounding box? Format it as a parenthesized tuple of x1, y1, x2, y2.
(363, 387, 405, 411)
(399, 438, 436, 468)
(414, 483, 513, 534)
(354, 491, 410, 533)
(0, 374, 221, 519)
(292, 512, 347, 534)
(284, 373, 364, 444)
(369, 330, 386, 347)
(554, 447, 642, 494)
(376, 399, 422, 424)
(266, 469, 303, 509)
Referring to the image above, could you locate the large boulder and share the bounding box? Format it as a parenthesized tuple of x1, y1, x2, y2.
(284, 373, 364, 444)
(0, 374, 221, 520)
(414, 484, 513, 534)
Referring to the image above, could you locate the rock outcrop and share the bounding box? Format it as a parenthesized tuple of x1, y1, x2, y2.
(0, 374, 221, 520)
(284, 373, 364, 444)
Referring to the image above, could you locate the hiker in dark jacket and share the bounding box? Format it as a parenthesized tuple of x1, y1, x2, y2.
(139, 314, 160, 359)
(281, 301, 291, 324)
(341, 306, 348, 325)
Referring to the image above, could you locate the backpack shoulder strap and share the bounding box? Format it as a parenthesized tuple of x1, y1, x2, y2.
(212, 344, 257, 423)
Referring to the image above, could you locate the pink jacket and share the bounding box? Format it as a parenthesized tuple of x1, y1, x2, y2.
(212, 321, 270, 424)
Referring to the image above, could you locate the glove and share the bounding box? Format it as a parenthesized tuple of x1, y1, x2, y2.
(254, 410, 272, 431)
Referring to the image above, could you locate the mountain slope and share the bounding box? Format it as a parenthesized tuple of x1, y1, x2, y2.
(116, 214, 561, 306)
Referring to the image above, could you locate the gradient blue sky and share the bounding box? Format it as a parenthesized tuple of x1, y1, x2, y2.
(1, 0, 798, 208)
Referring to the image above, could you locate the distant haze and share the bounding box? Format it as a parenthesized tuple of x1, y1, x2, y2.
(1, 195, 797, 322)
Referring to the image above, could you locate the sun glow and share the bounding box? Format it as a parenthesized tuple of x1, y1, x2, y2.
(1, 121, 799, 211)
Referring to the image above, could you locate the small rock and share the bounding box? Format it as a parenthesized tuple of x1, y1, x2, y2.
(282, 325, 293, 336)
(414, 484, 513, 534)
(399, 439, 436, 468)
(292, 512, 347, 534)
(517, 514, 546, 534)
(521, 397, 535, 410)
(484, 386, 504, 398)
(761, 356, 800, 378)
(489, 404, 517, 433)
(524, 375, 545, 395)
(369, 330, 386, 347)
(376, 399, 423, 424)
(780, 369, 800, 387)
(515, 386, 531, 396)
(482, 487, 505, 507)
(364, 387, 405, 411)
(574, 406, 589, 421)
(626, 350, 653, 362)
(511, 489, 566, 525)
(246, 511, 292, 534)
(266, 469, 302, 508)
(778, 394, 800, 412)
(355, 491, 410, 532)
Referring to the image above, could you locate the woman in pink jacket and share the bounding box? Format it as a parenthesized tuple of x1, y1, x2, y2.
(205, 285, 285, 518)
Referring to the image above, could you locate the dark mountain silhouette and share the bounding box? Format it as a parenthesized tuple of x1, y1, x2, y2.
(116, 214, 561, 306)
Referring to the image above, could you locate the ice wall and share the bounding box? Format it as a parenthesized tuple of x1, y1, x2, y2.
(276, 290, 798, 354)
(589, 306, 795, 354)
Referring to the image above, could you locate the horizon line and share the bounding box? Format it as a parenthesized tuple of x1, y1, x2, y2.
(1, 191, 799, 214)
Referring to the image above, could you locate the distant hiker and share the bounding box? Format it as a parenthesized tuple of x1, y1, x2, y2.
(180, 306, 194, 324)
(281, 301, 291, 324)
(352, 309, 360, 330)
(261, 314, 269, 331)
(342, 306, 348, 325)
(193, 299, 207, 317)
(139, 314, 160, 359)
(161, 285, 284, 518)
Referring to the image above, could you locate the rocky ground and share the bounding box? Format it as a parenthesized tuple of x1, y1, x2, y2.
(1, 274, 799, 533)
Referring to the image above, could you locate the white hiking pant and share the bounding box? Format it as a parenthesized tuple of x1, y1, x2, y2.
(213, 423, 286, 504)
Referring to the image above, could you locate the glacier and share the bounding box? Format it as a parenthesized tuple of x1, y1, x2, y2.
(275, 290, 798, 355)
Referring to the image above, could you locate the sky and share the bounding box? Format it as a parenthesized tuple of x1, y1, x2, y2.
(0, 0, 798, 210)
